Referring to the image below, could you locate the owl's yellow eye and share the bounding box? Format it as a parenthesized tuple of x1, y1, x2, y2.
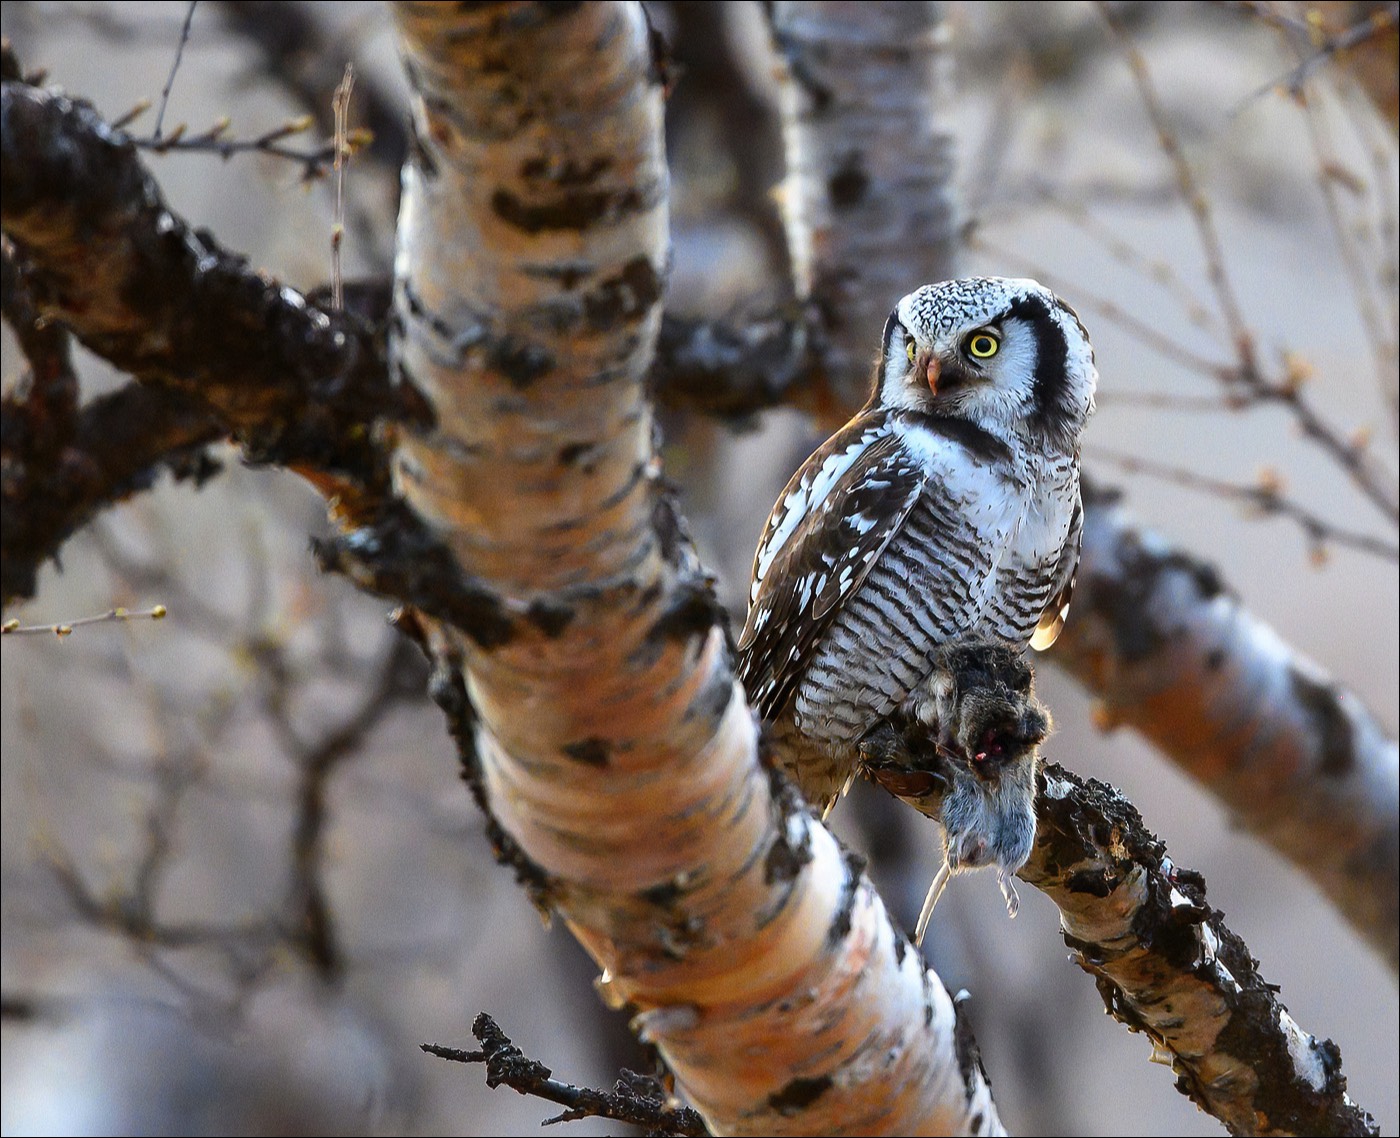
(966, 331, 1000, 360)
(906, 339, 917, 364)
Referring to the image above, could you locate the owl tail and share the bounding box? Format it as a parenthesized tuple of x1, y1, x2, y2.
(914, 860, 953, 946)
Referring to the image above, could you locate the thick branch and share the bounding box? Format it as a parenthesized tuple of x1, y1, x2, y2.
(1055, 488, 1400, 972)
(769, 1, 960, 412)
(0, 81, 398, 482)
(868, 747, 1379, 1137)
(387, 3, 1002, 1133)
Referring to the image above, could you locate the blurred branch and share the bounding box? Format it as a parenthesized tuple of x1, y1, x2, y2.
(867, 749, 1381, 1138)
(1235, 0, 1400, 129)
(1087, 446, 1399, 563)
(768, 1, 961, 413)
(264, 633, 424, 982)
(1, 359, 224, 607)
(424, 1012, 708, 1137)
(1056, 487, 1400, 973)
(1099, 3, 1400, 527)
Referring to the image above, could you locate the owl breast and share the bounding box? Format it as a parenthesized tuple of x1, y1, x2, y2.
(791, 449, 1077, 751)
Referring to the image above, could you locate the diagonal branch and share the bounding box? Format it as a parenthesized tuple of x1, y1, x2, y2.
(867, 746, 1380, 1137)
(1054, 486, 1400, 973)
(386, 3, 1003, 1132)
(0, 80, 400, 485)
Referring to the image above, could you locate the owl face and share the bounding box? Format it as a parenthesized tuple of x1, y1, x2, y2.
(875, 277, 1097, 449)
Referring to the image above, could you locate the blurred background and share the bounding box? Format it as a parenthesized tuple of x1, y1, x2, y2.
(2, 3, 1396, 1135)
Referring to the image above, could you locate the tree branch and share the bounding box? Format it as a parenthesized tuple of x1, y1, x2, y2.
(0, 80, 400, 485)
(424, 1012, 708, 1136)
(386, 3, 1004, 1132)
(1054, 486, 1400, 973)
(867, 742, 1380, 1137)
(769, 1, 961, 414)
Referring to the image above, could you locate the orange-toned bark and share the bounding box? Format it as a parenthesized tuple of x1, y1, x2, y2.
(390, 3, 1002, 1134)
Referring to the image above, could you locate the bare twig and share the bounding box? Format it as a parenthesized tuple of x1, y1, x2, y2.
(1088, 446, 1399, 562)
(152, 1, 198, 142)
(331, 64, 354, 310)
(425, 1013, 708, 1137)
(1097, 2, 1400, 527)
(1235, 1, 1400, 112)
(2, 606, 168, 638)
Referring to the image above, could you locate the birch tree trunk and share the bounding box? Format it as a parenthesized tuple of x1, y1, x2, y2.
(389, 4, 1001, 1133)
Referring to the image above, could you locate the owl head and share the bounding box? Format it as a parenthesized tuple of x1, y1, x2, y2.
(874, 277, 1097, 450)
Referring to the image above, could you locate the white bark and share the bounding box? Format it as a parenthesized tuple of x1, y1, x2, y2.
(389, 4, 1003, 1133)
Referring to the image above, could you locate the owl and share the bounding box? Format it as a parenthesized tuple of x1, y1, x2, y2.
(737, 276, 1096, 815)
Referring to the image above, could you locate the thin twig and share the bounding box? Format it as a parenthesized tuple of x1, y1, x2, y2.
(1097, 2, 1259, 376)
(2, 606, 168, 638)
(152, 1, 198, 142)
(425, 1013, 709, 1137)
(1234, 0, 1400, 108)
(331, 64, 354, 310)
(1088, 445, 1398, 562)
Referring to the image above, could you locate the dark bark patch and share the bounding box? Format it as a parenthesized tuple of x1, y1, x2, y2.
(561, 737, 610, 768)
(582, 257, 663, 332)
(557, 439, 604, 470)
(640, 877, 687, 907)
(491, 186, 643, 234)
(763, 767, 813, 885)
(952, 988, 991, 1099)
(1290, 667, 1356, 777)
(646, 576, 726, 646)
(518, 154, 611, 186)
(767, 1075, 832, 1115)
(524, 596, 575, 638)
(827, 151, 868, 209)
(487, 334, 555, 388)
(826, 847, 866, 947)
(1066, 868, 1116, 898)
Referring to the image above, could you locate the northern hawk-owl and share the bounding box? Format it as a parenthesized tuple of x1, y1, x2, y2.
(736, 277, 1096, 918)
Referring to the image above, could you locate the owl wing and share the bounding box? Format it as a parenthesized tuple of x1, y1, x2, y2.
(1029, 490, 1082, 651)
(737, 416, 927, 721)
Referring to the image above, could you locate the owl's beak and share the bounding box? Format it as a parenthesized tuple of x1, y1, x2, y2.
(919, 351, 942, 396)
